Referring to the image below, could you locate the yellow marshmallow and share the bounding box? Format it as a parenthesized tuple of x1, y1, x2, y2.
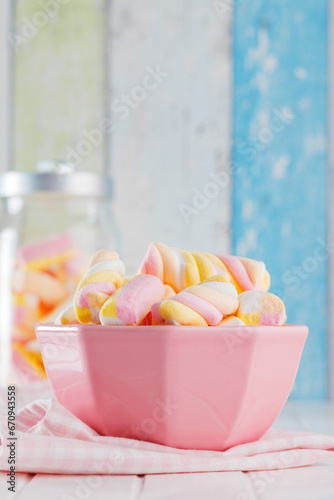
(237, 312, 261, 325)
(158, 300, 208, 326)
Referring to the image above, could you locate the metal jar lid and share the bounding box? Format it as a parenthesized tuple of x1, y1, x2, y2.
(0, 170, 113, 198)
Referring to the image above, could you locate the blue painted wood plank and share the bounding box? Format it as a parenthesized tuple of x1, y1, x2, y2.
(232, 0, 328, 398)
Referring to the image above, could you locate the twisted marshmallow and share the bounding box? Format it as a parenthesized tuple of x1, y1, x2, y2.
(138, 241, 202, 293)
(218, 316, 246, 326)
(139, 242, 270, 294)
(100, 274, 165, 326)
(152, 274, 239, 326)
(55, 304, 80, 325)
(74, 250, 125, 324)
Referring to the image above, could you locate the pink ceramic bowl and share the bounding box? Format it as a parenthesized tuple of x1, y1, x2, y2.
(36, 324, 308, 451)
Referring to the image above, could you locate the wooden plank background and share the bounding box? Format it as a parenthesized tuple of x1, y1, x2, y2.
(9, 0, 233, 274)
(11, 0, 108, 174)
(0, 0, 331, 398)
(233, 0, 328, 398)
(108, 0, 232, 273)
(328, 0, 334, 400)
(0, 0, 12, 172)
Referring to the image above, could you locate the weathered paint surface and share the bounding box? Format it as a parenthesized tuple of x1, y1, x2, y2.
(109, 1, 232, 273)
(0, 0, 12, 172)
(233, 0, 328, 398)
(12, 0, 108, 173)
(4, 0, 330, 397)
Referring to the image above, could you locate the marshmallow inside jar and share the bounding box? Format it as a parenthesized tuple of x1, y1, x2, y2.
(237, 291, 286, 326)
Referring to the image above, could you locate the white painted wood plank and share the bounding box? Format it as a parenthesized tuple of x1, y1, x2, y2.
(3, 467, 334, 500)
(141, 472, 256, 500)
(0, 0, 12, 172)
(12, 474, 143, 500)
(109, 0, 232, 273)
(247, 463, 334, 500)
(0, 472, 34, 499)
(274, 401, 334, 436)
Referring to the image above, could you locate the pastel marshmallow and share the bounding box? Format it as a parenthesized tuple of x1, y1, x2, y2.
(237, 291, 286, 326)
(13, 292, 40, 328)
(22, 270, 68, 307)
(54, 304, 80, 325)
(153, 274, 239, 326)
(162, 284, 175, 300)
(139, 242, 270, 294)
(217, 316, 246, 326)
(138, 242, 201, 293)
(74, 250, 125, 324)
(141, 284, 175, 325)
(17, 233, 78, 271)
(88, 249, 120, 268)
(100, 274, 165, 326)
(195, 252, 270, 294)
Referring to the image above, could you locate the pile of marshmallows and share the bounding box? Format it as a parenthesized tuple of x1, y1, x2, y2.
(55, 242, 286, 327)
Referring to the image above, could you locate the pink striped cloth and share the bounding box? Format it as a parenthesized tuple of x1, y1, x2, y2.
(0, 399, 334, 475)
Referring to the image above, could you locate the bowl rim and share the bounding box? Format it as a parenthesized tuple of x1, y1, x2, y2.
(36, 322, 309, 337)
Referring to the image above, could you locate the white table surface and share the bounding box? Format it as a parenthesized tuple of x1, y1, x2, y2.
(1, 400, 334, 500)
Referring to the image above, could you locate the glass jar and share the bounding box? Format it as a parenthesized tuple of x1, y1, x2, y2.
(0, 170, 116, 385)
